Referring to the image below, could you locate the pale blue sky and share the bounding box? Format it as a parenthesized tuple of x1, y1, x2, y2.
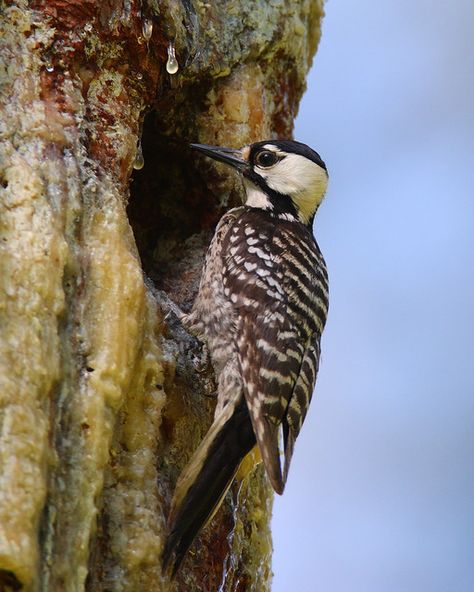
(272, 1, 474, 591)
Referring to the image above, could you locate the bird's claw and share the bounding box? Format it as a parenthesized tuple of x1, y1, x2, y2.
(192, 343, 211, 374)
(155, 289, 186, 322)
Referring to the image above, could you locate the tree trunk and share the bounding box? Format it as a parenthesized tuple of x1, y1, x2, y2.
(0, 1, 324, 590)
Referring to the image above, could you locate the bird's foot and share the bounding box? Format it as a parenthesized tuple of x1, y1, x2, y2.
(155, 289, 186, 323)
(192, 343, 211, 374)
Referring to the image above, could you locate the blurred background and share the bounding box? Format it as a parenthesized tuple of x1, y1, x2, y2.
(272, 1, 474, 591)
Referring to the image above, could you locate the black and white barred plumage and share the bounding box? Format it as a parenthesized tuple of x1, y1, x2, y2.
(162, 140, 329, 574)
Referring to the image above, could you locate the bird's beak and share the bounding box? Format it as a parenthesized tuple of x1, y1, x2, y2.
(190, 143, 247, 171)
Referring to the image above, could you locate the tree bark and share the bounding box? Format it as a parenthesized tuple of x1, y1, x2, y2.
(0, 1, 324, 590)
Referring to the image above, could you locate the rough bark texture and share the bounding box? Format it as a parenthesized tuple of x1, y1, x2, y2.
(0, 1, 324, 590)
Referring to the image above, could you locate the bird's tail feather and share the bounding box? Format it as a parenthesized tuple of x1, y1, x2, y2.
(162, 396, 256, 576)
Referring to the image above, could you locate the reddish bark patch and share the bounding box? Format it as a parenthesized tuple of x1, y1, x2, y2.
(32, 0, 97, 29)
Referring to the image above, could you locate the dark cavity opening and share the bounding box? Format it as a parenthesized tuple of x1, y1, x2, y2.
(128, 110, 242, 308)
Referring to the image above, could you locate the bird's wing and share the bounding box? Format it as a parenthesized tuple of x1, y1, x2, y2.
(235, 304, 310, 493)
(281, 336, 321, 484)
(222, 213, 328, 493)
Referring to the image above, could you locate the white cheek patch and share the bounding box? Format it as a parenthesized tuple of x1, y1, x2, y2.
(263, 153, 324, 195)
(263, 154, 328, 223)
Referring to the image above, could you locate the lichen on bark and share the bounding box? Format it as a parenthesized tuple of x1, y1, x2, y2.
(0, 0, 324, 590)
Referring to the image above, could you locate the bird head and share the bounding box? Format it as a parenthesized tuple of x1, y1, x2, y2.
(191, 139, 328, 227)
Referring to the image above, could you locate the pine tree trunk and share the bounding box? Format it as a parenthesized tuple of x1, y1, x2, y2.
(0, 1, 324, 590)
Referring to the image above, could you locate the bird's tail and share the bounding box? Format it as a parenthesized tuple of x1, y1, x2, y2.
(162, 396, 256, 576)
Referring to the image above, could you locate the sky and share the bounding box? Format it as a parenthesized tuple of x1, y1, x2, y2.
(272, 1, 474, 591)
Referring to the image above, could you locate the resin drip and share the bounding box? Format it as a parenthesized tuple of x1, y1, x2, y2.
(166, 43, 179, 74)
(133, 140, 144, 170)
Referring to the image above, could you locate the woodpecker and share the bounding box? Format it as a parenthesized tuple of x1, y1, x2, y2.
(162, 139, 329, 574)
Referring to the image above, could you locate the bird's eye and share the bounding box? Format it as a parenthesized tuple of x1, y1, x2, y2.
(255, 150, 278, 168)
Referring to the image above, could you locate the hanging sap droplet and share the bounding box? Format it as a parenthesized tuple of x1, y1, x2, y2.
(121, 0, 132, 26)
(137, 72, 143, 80)
(142, 19, 153, 42)
(133, 141, 144, 170)
(45, 63, 54, 73)
(166, 43, 179, 75)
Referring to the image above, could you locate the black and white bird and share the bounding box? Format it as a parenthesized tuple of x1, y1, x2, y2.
(162, 139, 329, 574)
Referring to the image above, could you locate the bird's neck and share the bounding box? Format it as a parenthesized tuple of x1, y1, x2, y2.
(243, 180, 313, 228)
